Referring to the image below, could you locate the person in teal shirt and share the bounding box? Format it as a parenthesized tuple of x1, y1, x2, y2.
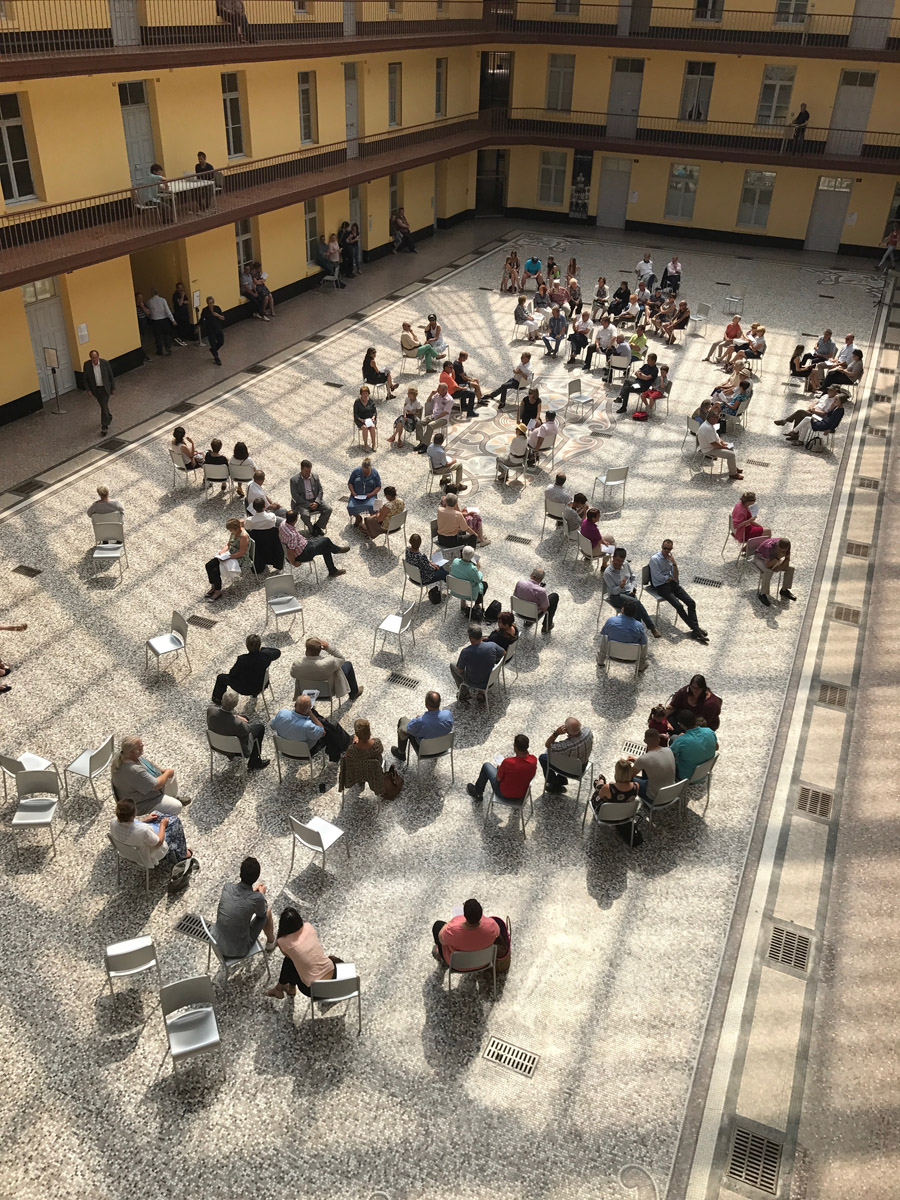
(671, 711, 718, 780)
(449, 546, 487, 611)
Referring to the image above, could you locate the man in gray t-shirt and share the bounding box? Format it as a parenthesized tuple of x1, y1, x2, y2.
(630, 730, 676, 801)
(214, 857, 276, 958)
(111, 736, 186, 817)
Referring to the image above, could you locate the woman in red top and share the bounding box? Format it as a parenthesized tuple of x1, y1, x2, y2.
(703, 316, 743, 363)
(731, 491, 771, 544)
(666, 674, 723, 732)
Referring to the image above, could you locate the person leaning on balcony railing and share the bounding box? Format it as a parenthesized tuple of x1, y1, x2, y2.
(790, 102, 810, 147)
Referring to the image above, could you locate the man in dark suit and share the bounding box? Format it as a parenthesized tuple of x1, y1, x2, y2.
(290, 459, 332, 534)
(82, 349, 116, 436)
(206, 692, 269, 771)
(211, 633, 281, 705)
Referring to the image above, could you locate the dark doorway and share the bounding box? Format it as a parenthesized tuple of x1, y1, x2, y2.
(476, 149, 508, 213)
(479, 51, 513, 111)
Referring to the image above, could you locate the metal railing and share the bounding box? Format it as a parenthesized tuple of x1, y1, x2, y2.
(0, 0, 897, 63)
(1, 106, 897, 285)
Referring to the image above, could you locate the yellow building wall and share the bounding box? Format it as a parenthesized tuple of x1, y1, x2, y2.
(182, 225, 242, 312)
(402, 164, 435, 231)
(845, 175, 900, 245)
(59, 258, 140, 365)
(257, 203, 309, 289)
(0, 288, 40, 408)
(151, 68, 227, 177)
(506, 145, 573, 213)
(365, 176, 391, 248)
(436, 151, 476, 221)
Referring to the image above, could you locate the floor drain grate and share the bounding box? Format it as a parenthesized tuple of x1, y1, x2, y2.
(872, 394, 892, 403)
(98, 437, 129, 452)
(308, 332, 329, 343)
(797, 786, 834, 819)
(387, 671, 420, 689)
(622, 740, 645, 756)
(12, 564, 42, 577)
(768, 925, 811, 972)
(244, 363, 268, 375)
(883, 343, 900, 351)
(818, 682, 848, 708)
(173, 913, 212, 944)
(833, 604, 861, 625)
(505, 533, 533, 545)
(168, 400, 196, 414)
(483, 1036, 539, 1078)
(857, 477, 880, 490)
(745, 459, 770, 468)
(845, 541, 870, 558)
(10, 479, 42, 497)
(187, 615, 218, 630)
(727, 1126, 782, 1194)
(869, 426, 888, 437)
(692, 576, 723, 588)
(879, 367, 896, 375)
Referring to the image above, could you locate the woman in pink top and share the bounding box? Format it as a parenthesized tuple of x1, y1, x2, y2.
(731, 491, 771, 544)
(265, 907, 341, 998)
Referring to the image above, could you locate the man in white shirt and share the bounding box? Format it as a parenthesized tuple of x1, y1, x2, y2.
(584, 317, 617, 371)
(415, 383, 455, 451)
(244, 497, 277, 531)
(567, 311, 594, 363)
(146, 288, 177, 356)
(527, 411, 559, 464)
(246, 470, 287, 518)
(635, 253, 655, 288)
(697, 403, 743, 479)
(836, 333, 856, 366)
(427, 432, 463, 487)
(485, 352, 533, 410)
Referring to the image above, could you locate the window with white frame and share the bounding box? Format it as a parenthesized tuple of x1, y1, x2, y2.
(389, 173, 400, 214)
(694, 0, 723, 18)
(0, 93, 36, 202)
(435, 57, 448, 118)
(756, 65, 795, 125)
(235, 218, 254, 272)
(679, 61, 715, 122)
(304, 200, 318, 263)
(665, 163, 699, 219)
(775, 0, 808, 24)
(546, 53, 575, 112)
(221, 72, 245, 158)
(538, 150, 567, 206)
(388, 63, 402, 127)
(737, 169, 775, 227)
(298, 71, 318, 145)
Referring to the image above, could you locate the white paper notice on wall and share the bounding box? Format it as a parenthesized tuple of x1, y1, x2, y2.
(845, 211, 858, 226)
(629, 191, 638, 204)
(76, 323, 89, 344)
(193, 290, 201, 310)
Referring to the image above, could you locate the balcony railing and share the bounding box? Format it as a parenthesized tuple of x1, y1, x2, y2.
(1, 106, 897, 287)
(0, 0, 897, 70)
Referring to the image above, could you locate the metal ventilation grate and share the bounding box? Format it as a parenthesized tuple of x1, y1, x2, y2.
(768, 926, 811, 972)
(244, 363, 268, 375)
(187, 615, 218, 630)
(10, 479, 42, 497)
(857, 477, 880, 490)
(483, 1037, 539, 1078)
(98, 437, 129, 452)
(505, 534, 533, 545)
(797, 786, 834, 819)
(845, 541, 870, 558)
(173, 913, 212, 944)
(818, 682, 848, 708)
(622, 740, 645, 756)
(12, 564, 42, 578)
(872, 393, 892, 403)
(168, 400, 196, 414)
(869, 426, 888, 438)
(744, 459, 770, 468)
(727, 1126, 782, 1194)
(387, 671, 420, 689)
(692, 576, 723, 588)
(882, 343, 899, 351)
(833, 604, 861, 625)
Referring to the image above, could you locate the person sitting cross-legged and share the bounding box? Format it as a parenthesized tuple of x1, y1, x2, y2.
(648, 538, 708, 644)
(278, 510, 350, 579)
(467, 732, 537, 803)
(542, 306, 567, 357)
(775, 387, 847, 443)
(207, 690, 270, 771)
(363, 485, 404, 540)
(495, 422, 529, 483)
(393, 689, 453, 760)
(598, 597, 649, 672)
(451, 623, 504, 702)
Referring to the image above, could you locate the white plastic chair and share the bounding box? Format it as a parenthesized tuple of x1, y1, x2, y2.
(510, 593, 540, 642)
(145, 610, 191, 676)
(228, 461, 255, 494)
(272, 733, 325, 783)
(639, 563, 677, 629)
(289, 814, 347, 874)
(576, 532, 606, 572)
(264, 573, 304, 633)
(540, 497, 567, 539)
(372, 604, 416, 660)
(688, 301, 710, 334)
(501, 638, 519, 689)
(546, 751, 593, 805)
(202, 462, 231, 494)
(91, 517, 129, 581)
(447, 943, 497, 998)
(591, 465, 628, 513)
(484, 783, 534, 839)
(644, 777, 688, 835)
(12, 769, 64, 866)
(563, 376, 595, 422)
(199, 915, 271, 992)
(206, 730, 248, 781)
(582, 796, 641, 845)
(443, 574, 480, 622)
(601, 639, 642, 681)
(685, 752, 719, 814)
(408, 730, 455, 782)
(309, 962, 362, 1034)
(160, 975, 225, 1081)
(104, 935, 161, 1004)
(64, 734, 114, 805)
(380, 507, 408, 554)
(107, 830, 162, 892)
(604, 350, 632, 385)
(169, 448, 202, 489)
(0, 751, 60, 804)
(462, 658, 505, 716)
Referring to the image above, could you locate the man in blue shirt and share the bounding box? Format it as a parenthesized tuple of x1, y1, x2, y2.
(522, 256, 543, 286)
(598, 598, 648, 672)
(671, 711, 718, 780)
(270, 695, 325, 754)
(648, 539, 708, 644)
(451, 625, 504, 700)
(393, 690, 454, 760)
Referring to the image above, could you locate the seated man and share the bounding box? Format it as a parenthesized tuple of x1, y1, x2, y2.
(603, 547, 660, 635)
(452, 351, 484, 404)
(86, 484, 124, 518)
(245, 497, 276, 532)
(451, 624, 504, 701)
(245, 497, 284, 572)
(111, 735, 189, 816)
(432, 897, 501, 967)
(526, 410, 559, 465)
(437, 493, 477, 548)
(289, 460, 332, 535)
(598, 597, 649, 672)
(449, 545, 486, 612)
(214, 856, 276, 957)
(440, 360, 476, 419)
(291, 635, 363, 701)
(207, 690, 269, 771)
(776, 385, 847, 432)
(495, 422, 529, 483)
(815, 348, 863, 393)
(539, 716, 594, 793)
(670, 711, 718, 781)
(542, 306, 567, 357)
(415, 383, 454, 451)
(584, 317, 618, 371)
(521, 256, 543, 287)
(514, 566, 559, 634)
(246, 469, 287, 519)
(615, 352, 658, 414)
(484, 352, 533, 411)
(545, 471, 570, 508)
(467, 733, 537, 802)
(562, 492, 589, 534)
(628, 728, 676, 803)
(427, 432, 464, 487)
(393, 689, 453, 759)
(787, 396, 845, 445)
(754, 536, 796, 607)
(270, 694, 326, 755)
(581, 508, 614, 566)
(566, 309, 594, 363)
(278, 510, 349, 579)
(212, 632, 281, 705)
(697, 403, 744, 479)
(648, 538, 708, 644)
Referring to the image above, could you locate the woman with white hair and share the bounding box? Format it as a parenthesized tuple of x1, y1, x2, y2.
(448, 545, 487, 614)
(111, 736, 189, 815)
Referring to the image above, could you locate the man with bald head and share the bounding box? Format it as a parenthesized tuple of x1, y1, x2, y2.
(539, 716, 594, 794)
(269, 694, 325, 755)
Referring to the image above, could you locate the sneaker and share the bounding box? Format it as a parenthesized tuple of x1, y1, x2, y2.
(179, 796, 193, 807)
(349, 687, 365, 700)
(253, 313, 263, 320)
(327, 569, 347, 578)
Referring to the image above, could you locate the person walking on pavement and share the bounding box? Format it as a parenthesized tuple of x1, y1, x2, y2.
(82, 350, 116, 437)
(199, 296, 225, 365)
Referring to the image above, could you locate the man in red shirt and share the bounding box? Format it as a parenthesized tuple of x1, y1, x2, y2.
(432, 897, 500, 966)
(439, 360, 476, 419)
(466, 733, 537, 802)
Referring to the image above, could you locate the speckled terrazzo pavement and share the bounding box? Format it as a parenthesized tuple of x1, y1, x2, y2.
(0, 232, 880, 1200)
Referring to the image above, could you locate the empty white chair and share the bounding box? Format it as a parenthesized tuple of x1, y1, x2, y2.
(104, 935, 161, 1004)
(372, 604, 416, 660)
(541, 497, 567, 539)
(169, 447, 201, 489)
(309, 962, 362, 1034)
(160, 975, 225, 1081)
(199, 915, 271, 992)
(582, 796, 641, 845)
(443, 575, 480, 622)
(64, 734, 114, 805)
(12, 769, 64, 866)
(201, 462, 230, 494)
(264, 573, 304, 633)
(272, 733, 325, 783)
(688, 301, 710, 334)
(563, 376, 595, 422)
(644, 778, 688, 834)
(206, 730, 248, 781)
(484, 783, 534, 839)
(463, 658, 505, 716)
(447, 943, 497, 998)
(509, 593, 540, 642)
(145, 610, 191, 676)
(601, 640, 642, 682)
(289, 814, 347, 874)
(1, 751, 59, 803)
(408, 730, 455, 782)
(91, 515, 128, 582)
(591, 464, 628, 513)
(723, 291, 743, 314)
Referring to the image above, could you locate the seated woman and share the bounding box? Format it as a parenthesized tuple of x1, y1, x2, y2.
(567, 277, 582, 311)
(532, 283, 552, 326)
(265, 907, 343, 1000)
(495, 422, 529, 484)
(589, 759, 642, 840)
(441, 484, 488, 546)
(400, 322, 441, 372)
(789, 343, 814, 381)
(436, 492, 477, 549)
(666, 673, 723, 732)
(549, 280, 571, 317)
(617, 294, 641, 329)
(650, 295, 676, 333)
(109, 796, 193, 875)
(363, 484, 404, 539)
(591, 275, 610, 320)
(353, 385, 378, 452)
(362, 347, 396, 399)
(205, 516, 251, 600)
(338, 717, 385, 797)
(171, 425, 203, 469)
(721, 324, 763, 368)
(229, 440, 255, 498)
(500, 251, 520, 293)
(389, 385, 422, 448)
(692, 398, 725, 436)
(404, 532, 449, 584)
(513, 295, 540, 342)
(487, 610, 519, 652)
(661, 299, 690, 345)
(607, 280, 631, 317)
(517, 385, 542, 428)
(422, 313, 448, 356)
(731, 491, 771, 544)
(347, 458, 382, 528)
